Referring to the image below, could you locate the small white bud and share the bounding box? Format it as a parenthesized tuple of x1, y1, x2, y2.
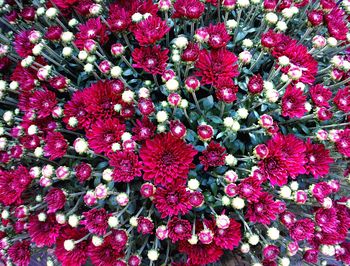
(232, 197, 245, 209)
(156, 111, 168, 123)
(188, 179, 200, 190)
(63, 240, 75, 251)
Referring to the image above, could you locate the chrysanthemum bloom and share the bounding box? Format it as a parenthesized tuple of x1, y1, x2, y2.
(181, 42, 200, 62)
(28, 89, 57, 119)
(8, 240, 31, 266)
(172, 0, 205, 19)
(336, 129, 350, 157)
(139, 133, 197, 187)
(215, 78, 239, 103)
(167, 217, 192, 243)
(75, 17, 108, 49)
(195, 48, 239, 87)
(55, 227, 89, 266)
(245, 192, 284, 225)
(14, 30, 34, 57)
(132, 45, 169, 75)
(45, 188, 66, 213)
(206, 23, 231, 49)
(154, 184, 192, 218)
(324, 8, 349, 41)
(304, 139, 334, 178)
(334, 87, 350, 113)
(107, 6, 131, 32)
(0, 166, 32, 205)
(109, 151, 142, 183)
(314, 207, 339, 234)
(248, 74, 264, 94)
(86, 118, 125, 154)
(44, 132, 68, 160)
(88, 235, 125, 266)
(137, 216, 154, 235)
(82, 208, 110, 235)
(237, 176, 263, 202)
(132, 117, 156, 141)
(200, 141, 227, 170)
(28, 214, 61, 247)
(214, 218, 242, 249)
(45, 26, 63, 41)
(281, 85, 307, 118)
(133, 16, 170, 46)
(289, 218, 315, 241)
(309, 84, 332, 108)
(75, 162, 92, 183)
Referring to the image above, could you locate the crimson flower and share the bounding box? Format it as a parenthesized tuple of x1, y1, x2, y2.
(132, 45, 169, 75)
(28, 214, 61, 247)
(109, 151, 142, 183)
(173, 0, 205, 19)
(44, 132, 68, 160)
(45, 188, 66, 213)
(8, 241, 31, 266)
(139, 133, 197, 187)
(82, 208, 110, 235)
(133, 16, 170, 46)
(281, 85, 307, 118)
(167, 217, 192, 243)
(200, 141, 227, 170)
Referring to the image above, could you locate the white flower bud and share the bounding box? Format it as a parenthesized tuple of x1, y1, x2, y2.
(3, 111, 13, 123)
(139, 87, 150, 98)
(84, 63, 94, 73)
(241, 243, 250, 253)
(223, 117, 234, 128)
(237, 0, 250, 8)
(61, 31, 74, 43)
(34, 147, 43, 157)
(62, 46, 73, 57)
(242, 39, 253, 48)
(147, 249, 159, 261)
(267, 227, 280, 240)
(280, 74, 289, 83)
(111, 66, 122, 78)
(1, 210, 9, 219)
(102, 168, 113, 182)
(68, 215, 80, 227)
(231, 120, 241, 132)
(226, 19, 238, 29)
(265, 12, 278, 24)
(122, 90, 135, 103)
(248, 234, 259, 245)
(108, 216, 119, 228)
(279, 257, 291, 266)
(68, 18, 79, 27)
(74, 138, 89, 154)
(36, 7, 45, 16)
(9, 81, 18, 91)
(78, 50, 88, 61)
(45, 7, 58, 19)
(132, 12, 143, 22)
(280, 186, 292, 199)
(165, 78, 179, 91)
(64, 240, 75, 251)
(290, 181, 299, 191)
(174, 36, 188, 49)
(38, 212, 47, 222)
(263, 81, 274, 91)
(232, 197, 245, 209)
(276, 21, 287, 31)
(327, 37, 337, 47)
(156, 111, 168, 123)
(290, 6, 299, 14)
(265, 88, 279, 103)
(225, 154, 237, 166)
(188, 235, 198, 245)
(92, 235, 103, 246)
(130, 216, 138, 227)
(188, 179, 200, 190)
(32, 43, 44, 56)
(172, 54, 181, 63)
(157, 124, 166, 133)
(180, 99, 189, 108)
(278, 56, 290, 66)
(237, 108, 249, 119)
(239, 51, 252, 64)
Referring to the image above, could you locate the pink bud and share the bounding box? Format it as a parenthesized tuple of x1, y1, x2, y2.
(84, 191, 97, 206)
(56, 166, 70, 180)
(111, 43, 125, 57)
(259, 114, 274, 128)
(140, 183, 156, 198)
(224, 170, 238, 183)
(84, 39, 97, 52)
(39, 177, 52, 187)
(198, 229, 214, 244)
(95, 184, 108, 199)
(225, 183, 238, 197)
(170, 120, 187, 138)
(99, 60, 111, 74)
(295, 190, 307, 204)
(168, 93, 182, 106)
(161, 69, 176, 82)
(185, 76, 200, 91)
(156, 226, 169, 240)
(197, 124, 214, 141)
(254, 144, 269, 159)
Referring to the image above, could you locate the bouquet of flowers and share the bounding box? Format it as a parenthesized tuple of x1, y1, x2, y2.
(0, 0, 350, 265)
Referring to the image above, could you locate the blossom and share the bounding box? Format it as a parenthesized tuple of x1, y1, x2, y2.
(55, 227, 89, 266)
(199, 141, 227, 170)
(45, 188, 66, 213)
(137, 216, 154, 235)
(14, 30, 34, 57)
(82, 208, 110, 235)
(132, 45, 169, 75)
(75, 17, 108, 49)
(88, 235, 125, 266)
(133, 16, 169, 46)
(44, 132, 68, 160)
(195, 48, 239, 87)
(107, 6, 131, 32)
(214, 218, 242, 249)
(167, 217, 192, 243)
(289, 218, 315, 241)
(0, 166, 32, 205)
(173, 0, 205, 19)
(154, 184, 192, 218)
(28, 214, 61, 247)
(139, 133, 197, 187)
(248, 74, 264, 94)
(336, 129, 350, 157)
(281, 85, 307, 118)
(8, 241, 31, 266)
(309, 84, 332, 108)
(75, 163, 92, 183)
(334, 87, 350, 113)
(109, 151, 142, 182)
(29, 89, 57, 119)
(207, 23, 231, 49)
(86, 118, 125, 154)
(304, 139, 334, 178)
(181, 42, 200, 62)
(245, 192, 284, 225)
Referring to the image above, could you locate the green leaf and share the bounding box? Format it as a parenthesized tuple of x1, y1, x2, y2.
(202, 95, 214, 110)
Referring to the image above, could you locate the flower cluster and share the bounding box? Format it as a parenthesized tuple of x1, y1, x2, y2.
(0, 0, 350, 265)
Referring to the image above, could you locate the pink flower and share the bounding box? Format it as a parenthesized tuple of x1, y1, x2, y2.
(28, 214, 61, 247)
(173, 0, 205, 19)
(167, 217, 192, 243)
(44, 132, 68, 160)
(195, 48, 239, 87)
(139, 133, 197, 187)
(334, 87, 350, 113)
(137, 216, 154, 235)
(109, 151, 142, 182)
(132, 45, 169, 75)
(336, 129, 350, 157)
(75, 17, 108, 49)
(82, 208, 110, 235)
(200, 141, 227, 170)
(207, 23, 231, 49)
(133, 16, 169, 46)
(154, 184, 192, 218)
(289, 218, 315, 241)
(45, 188, 66, 213)
(248, 74, 264, 94)
(8, 241, 31, 266)
(309, 84, 332, 108)
(214, 218, 241, 249)
(281, 85, 307, 118)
